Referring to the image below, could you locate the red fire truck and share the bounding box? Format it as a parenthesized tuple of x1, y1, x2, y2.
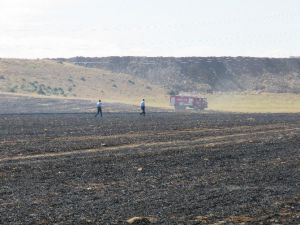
(170, 95, 208, 111)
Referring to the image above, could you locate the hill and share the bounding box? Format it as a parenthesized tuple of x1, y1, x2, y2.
(0, 59, 168, 107)
(1, 57, 300, 112)
(61, 56, 300, 94)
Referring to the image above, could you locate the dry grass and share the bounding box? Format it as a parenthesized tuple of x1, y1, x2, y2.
(207, 92, 300, 113)
(0, 59, 168, 108)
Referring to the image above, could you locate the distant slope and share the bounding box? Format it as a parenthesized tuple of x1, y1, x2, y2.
(0, 93, 169, 114)
(61, 56, 300, 93)
(0, 59, 168, 107)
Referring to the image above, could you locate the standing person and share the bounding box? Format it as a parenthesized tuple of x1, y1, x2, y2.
(95, 99, 102, 117)
(140, 99, 145, 116)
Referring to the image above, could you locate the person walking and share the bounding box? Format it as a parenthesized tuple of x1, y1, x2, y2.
(95, 99, 103, 117)
(140, 99, 145, 116)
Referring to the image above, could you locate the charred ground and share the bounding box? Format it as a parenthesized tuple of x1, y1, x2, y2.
(0, 112, 300, 224)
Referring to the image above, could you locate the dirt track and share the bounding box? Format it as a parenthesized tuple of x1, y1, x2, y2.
(0, 113, 300, 224)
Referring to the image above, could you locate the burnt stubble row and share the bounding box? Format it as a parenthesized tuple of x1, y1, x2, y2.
(0, 112, 300, 224)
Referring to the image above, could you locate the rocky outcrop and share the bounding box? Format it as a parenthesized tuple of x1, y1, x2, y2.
(61, 56, 300, 93)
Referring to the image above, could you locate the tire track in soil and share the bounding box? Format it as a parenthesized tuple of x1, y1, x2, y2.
(0, 123, 298, 158)
(0, 122, 296, 144)
(1, 126, 299, 164)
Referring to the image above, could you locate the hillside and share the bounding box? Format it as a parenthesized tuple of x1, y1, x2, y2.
(0, 59, 168, 107)
(1, 57, 300, 113)
(61, 56, 300, 94)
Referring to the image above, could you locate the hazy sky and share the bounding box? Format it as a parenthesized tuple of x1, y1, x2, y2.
(0, 0, 299, 58)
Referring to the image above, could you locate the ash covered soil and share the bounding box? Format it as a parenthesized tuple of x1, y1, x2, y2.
(0, 112, 300, 224)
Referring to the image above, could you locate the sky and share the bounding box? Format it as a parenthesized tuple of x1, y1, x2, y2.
(0, 0, 300, 58)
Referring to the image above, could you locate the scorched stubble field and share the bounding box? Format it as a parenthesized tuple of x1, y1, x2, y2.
(0, 112, 300, 224)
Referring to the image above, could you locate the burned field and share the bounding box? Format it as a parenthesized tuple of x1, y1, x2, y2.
(0, 112, 300, 224)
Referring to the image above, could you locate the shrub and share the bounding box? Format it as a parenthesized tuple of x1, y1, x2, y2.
(168, 90, 179, 95)
(53, 87, 64, 95)
(8, 85, 18, 92)
(37, 87, 46, 95)
(128, 80, 135, 85)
